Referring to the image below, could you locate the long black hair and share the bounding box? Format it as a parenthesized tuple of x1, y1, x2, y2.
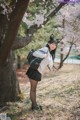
(46, 34, 58, 61)
(46, 44, 57, 61)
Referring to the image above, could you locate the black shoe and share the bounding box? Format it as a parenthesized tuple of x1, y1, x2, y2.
(31, 104, 42, 111)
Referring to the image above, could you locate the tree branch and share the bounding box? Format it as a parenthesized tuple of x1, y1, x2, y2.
(12, 36, 32, 50)
(13, 3, 65, 50)
(58, 42, 73, 69)
(62, 42, 73, 62)
(27, 3, 65, 35)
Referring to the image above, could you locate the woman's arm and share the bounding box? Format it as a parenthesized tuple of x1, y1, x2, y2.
(33, 47, 48, 58)
(47, 56, 53, 71)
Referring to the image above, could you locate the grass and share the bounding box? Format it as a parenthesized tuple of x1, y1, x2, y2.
(0, 64, 80, 120)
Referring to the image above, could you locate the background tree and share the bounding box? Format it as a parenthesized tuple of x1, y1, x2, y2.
(55, 4, 80, 69)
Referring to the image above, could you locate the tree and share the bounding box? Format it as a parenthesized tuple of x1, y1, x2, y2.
(0, 0, 30, 104)
(58, 4, 80, 68)
(0, 0, 65, 104)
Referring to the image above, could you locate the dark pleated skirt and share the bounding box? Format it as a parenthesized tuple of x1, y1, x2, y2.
(26, 67, 41, 81)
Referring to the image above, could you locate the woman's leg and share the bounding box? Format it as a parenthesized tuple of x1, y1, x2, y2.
(30, 79, 38, 108)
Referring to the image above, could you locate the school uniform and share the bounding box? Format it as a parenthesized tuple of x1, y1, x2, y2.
(26, 46, 53, 81)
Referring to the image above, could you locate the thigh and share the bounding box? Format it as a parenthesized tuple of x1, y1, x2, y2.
(30, 79, 38, 91)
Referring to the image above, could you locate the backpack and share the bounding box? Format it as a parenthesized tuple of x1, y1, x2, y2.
(27, 49, 43, 69)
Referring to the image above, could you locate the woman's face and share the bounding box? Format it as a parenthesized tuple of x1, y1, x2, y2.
(48, 43, 57, 51)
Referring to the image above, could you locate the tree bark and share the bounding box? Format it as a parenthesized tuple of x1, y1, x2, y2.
(12, 36, 32, 50)
(0, 0, 29, 103)
(58, 43, 73, 69)
(0, 52, 21, 103)
(0, 0, 30, 65)
(58, 48, 64, 69)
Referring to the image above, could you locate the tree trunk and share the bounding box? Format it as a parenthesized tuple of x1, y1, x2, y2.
(0, 0, 30, 104)
(58, 43, 64, 69)
(59, 53, 63, 69)
(0, 52, 21, 103)
(58, 43, 73, 69)
(0, 0, 30, 65)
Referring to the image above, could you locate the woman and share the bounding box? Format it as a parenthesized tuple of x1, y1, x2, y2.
(26, 35, 58, 111)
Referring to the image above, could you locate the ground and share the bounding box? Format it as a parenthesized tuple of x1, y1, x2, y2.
(0, 64, 80, 120)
